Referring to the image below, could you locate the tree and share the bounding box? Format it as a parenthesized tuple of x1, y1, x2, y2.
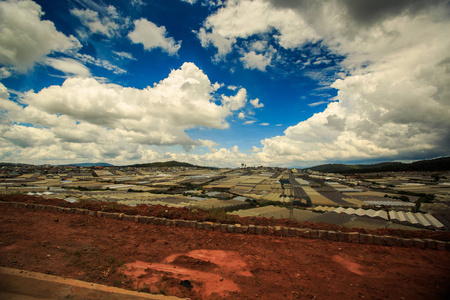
(399, 195, 409, 202)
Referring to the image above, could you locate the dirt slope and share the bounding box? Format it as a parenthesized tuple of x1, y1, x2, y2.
(1, 205, 449, 300)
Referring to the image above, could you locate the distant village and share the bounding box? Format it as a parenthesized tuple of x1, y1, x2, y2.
(1, 163, 449, 232)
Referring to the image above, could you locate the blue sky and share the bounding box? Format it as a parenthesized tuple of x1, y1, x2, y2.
(0, 0, 449, 167)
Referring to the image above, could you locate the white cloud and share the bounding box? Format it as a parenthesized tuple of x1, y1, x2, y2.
(197, 139, 218, 151)
(131, 0, 145, 8)
(129, 18, 181, 55)
(238, 112, 245, 119)
(113, 51, 136, 60)
(212, 82, 224, 91)
(0, 63, 245, 163)
(2, 125, 55, 148)
(2, 1, 448, 167)
(194, 0, 450, 164)
(250, 98, 264, 108)
(75, 53, 126, 74)
(181, 0, 197, 4)
(260, 123, 269, 126)
(221, 88, 248, 111)
(307, 100, 328, 107)
(250, 40, 267, 52)
(240, 51, 271, 71)
(71, 7, 120, 38)
(196, 0, 317, 59)
(161, 146, 252, 168)
(26, 63, 229, 131)
(45, 57, 91, 77)
(0, 67, 14, 79)
(196, 27, 234, 60)
(0, 0, 80, 72)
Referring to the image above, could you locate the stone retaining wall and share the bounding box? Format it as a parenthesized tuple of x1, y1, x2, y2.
(2, 201, 449, 251)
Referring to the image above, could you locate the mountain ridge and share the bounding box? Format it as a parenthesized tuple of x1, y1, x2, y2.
(304, 157, 450, 173)
(124, 160, 214, 169)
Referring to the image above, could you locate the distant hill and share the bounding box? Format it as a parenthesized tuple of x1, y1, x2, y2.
(304, 157, 450, 174)
(65, 163, 115, 167)
(0, 162, 31, 167)
(126, 160, 213, 169)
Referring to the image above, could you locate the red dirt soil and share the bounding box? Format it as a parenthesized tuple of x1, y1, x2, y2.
(1, 204, 449, 300)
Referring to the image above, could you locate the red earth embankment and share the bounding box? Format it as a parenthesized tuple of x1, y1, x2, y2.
(1, 202, 449, 299)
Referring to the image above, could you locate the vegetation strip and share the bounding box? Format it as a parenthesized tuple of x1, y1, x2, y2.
(2, 201, 449, 251)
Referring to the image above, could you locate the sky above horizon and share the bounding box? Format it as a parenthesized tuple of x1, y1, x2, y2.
(0, 0, 449, 168)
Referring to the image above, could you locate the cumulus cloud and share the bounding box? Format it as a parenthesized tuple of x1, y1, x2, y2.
(250, 40, 267, 52)
(71, 6, 121, 38)
(196, 27, 234, 60)
(197, 139, 218, 151)
(250, 98, 264, 108)
(0, 63, 258, 164)
(2, 0, 448, 167)
(129, 18, 181, 55)
(221, 88, 248, 111)
(193, 0, 450, 164)
(2, 125, 55, 148)
(22, 63, 228, 138)
(196, 0, 317, 59)
(0, 0, 80, 72)
(0, 67, 14, 79)
(252, 146, 261, 152)
(160, 145, 252, 168)
(240, 51, 271, 71)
